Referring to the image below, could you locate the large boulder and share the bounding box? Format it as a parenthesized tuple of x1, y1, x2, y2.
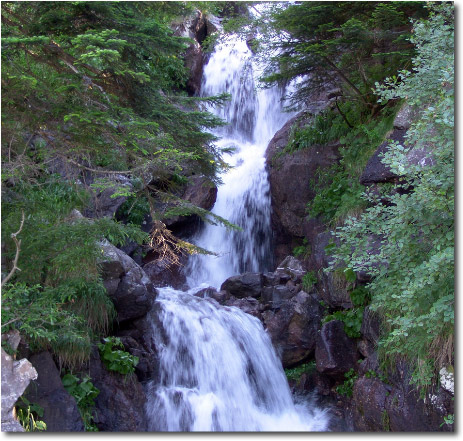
(142, 258, 187, 290)
(99, 240, 157, 323)
(26, 351, 84, 432)
(352, 377, 391, 431)
(265, 112, 341, 262)
(89, 347, 148, 431)
(1, 348, 38, 432)
(262, 290, 324, 367)
(220, 272, 263, 298)
(312, 232, 352, 308)
(359, 129, 407, 186)
(315, 320, 358, 378)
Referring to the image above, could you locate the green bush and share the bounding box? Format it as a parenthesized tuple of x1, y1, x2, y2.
(336, 368, 358, 397)
(331, 3, 454, 388)
(15, 397, 47, 432)
(302, 271, 317, 291)
(284, 361, 316, 382)
(62, 373, 99, 431)
(98, 337, 139, 375)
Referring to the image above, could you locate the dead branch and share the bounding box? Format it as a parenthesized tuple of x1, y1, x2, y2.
(1, 210, 25, 287)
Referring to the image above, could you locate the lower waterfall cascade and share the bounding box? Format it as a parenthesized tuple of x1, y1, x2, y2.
(144, 32, 330, 432)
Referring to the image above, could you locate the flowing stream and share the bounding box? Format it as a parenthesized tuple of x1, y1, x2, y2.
(145, 33, 329, 432)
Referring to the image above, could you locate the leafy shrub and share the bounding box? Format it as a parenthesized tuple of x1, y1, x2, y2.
(98, 337, 139, 375)
(324, 308, 364, 339)
(285, 361, 316, 382)
(331, 3, 454, 388)
(336, 368, 358, 397)
(302, 271, 317, 291)
(15, 397, 47, 432)
(62, 373, 99, 431)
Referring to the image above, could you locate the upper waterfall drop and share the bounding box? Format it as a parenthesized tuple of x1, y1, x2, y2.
(185, 35, 293, 289)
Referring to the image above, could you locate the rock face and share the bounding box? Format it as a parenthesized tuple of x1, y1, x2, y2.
(315, 320, 357, 378)
(220, 272, 263, 298)
(89, 347, 148, 432)
(351, 360, 454, 432)
(262, 290, 324, 367)
(173, 11, 220, 96)
(218, 257, 324, 368)
(142, 258, 187, 290)
(1, 348, 38, 432)
(265, 112, 341, 262)
(26, 351, 84, 432)
(99, 239, 157, 323)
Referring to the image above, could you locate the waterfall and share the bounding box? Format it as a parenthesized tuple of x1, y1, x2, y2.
(144, 32, 329, 432)
(145, 287, 328, 431)
(185, 36, 291, 288)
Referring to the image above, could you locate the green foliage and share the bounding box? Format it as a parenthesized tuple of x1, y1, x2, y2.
(256, 1, 426, 110)
(16, 397, 47, 432)
(336, 368, 358, 397)
(441, 414, 454, 427)
(62, 373, 99, 431)
(331, 3, 454, 388)
(302, 271, 317, 292)
(324, 308, 364, 339)
(303, 103, 399, 224)
(284, 361, 316, 382)
(293, 238, 310, 258)
(98, 337, 139, 375)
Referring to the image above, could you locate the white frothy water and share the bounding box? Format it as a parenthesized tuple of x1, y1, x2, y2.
(145, 33, 329, 432)
(185, 36, 292, 288)
(145, 287, 329, 431)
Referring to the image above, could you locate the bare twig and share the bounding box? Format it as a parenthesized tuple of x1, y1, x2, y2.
(1, 210, 25, 287)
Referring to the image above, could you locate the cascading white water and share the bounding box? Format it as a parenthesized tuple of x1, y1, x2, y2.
(145, 32, 329, 432)
(145, 287, 328, 431)
(185, 36, 291, 288)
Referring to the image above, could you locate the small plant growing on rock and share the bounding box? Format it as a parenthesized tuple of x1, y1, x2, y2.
(336, 368, 358, 397)
(97, 337, 139, 376)
(284, 361, 316, 382)
(302, 271, 317, 291)
(16, 397, 47, 432)
(62, 373, 99, 431)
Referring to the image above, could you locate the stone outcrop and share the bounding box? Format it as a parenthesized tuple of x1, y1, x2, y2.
(218, 257, 324, 368)
(99, 239, 157, 323)
(315, 320, 358, 379)
(1, 348, 38, 432)
(265, 112, 341, 262)
(26, 351, 84, 432)
(172, 11, 221, 96)
(89, 347, 148, 431)
(220, 272, 263, 298)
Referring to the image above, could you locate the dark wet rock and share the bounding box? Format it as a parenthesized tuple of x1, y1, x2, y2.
(265, 111, 341, 263)
(112, 268, 157, 323)
(315, 320, 358, 378)
(361, 307, 381, 345)
(262, 291, 323, 367)
(224, 296, 262, 318)
(142, 258, 187, 290)
(261, 284, 300, 309)
(193, 286, 218, 298)
(274, 255, 305, 283)
(99, 240, 157, 322)
(26, 352, 84, 432)
(1, 348, 38, 432)
(89, 347, 147, 431)
(220, 272, 263, 298)
(360, 129, 407, 186)
(352, 377, 390, 431)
